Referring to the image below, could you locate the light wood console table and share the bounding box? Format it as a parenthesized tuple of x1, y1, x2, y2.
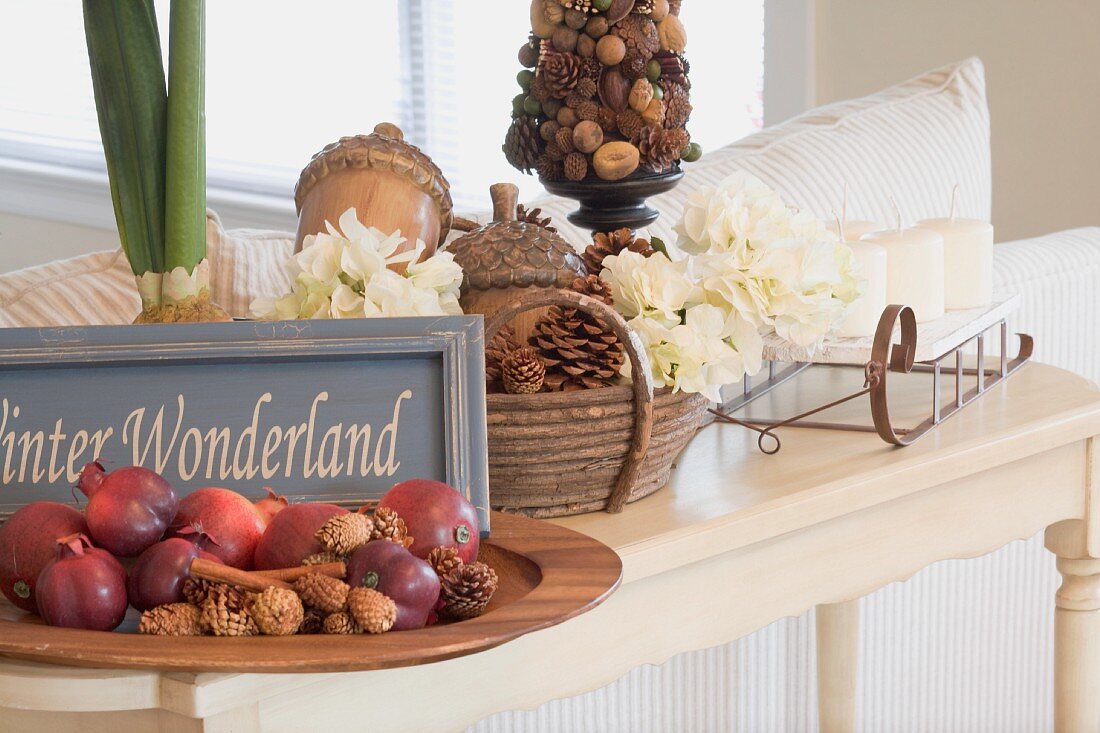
(2, 362, 1100, 732)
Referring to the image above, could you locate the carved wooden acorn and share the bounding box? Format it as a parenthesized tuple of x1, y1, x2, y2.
(448, 183, 586, 340)
(293, 123, 454, 266)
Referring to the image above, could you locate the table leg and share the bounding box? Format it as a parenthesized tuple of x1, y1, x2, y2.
(1046, 519, 1100, 733)
(816, 599, 859, 733)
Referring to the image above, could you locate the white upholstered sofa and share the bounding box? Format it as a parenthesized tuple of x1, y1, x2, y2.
(2, 57, 1097, 729)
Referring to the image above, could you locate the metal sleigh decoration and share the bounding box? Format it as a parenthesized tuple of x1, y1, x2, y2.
(709, 304, 1035, 454)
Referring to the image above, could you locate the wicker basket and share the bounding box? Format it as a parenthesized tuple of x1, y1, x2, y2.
(484, 290, 709, 518)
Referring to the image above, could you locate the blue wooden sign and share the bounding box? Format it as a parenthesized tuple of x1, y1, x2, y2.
(0, 317, 490, 533)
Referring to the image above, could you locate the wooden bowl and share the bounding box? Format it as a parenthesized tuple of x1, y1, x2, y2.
(294, 125, 454, 264)
(0, 513, 620, 673)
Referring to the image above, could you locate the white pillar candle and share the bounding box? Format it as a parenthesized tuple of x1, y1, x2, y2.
(913, 217, 994, 310)
(827, 219, 882, 242)
(838, 240, 888, 337)
(860, 227, 945, 323)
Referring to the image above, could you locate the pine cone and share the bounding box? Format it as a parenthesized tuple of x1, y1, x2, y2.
(539, 49, 581, 99)
(200, 585, 258, 637)
(596, 106, 618, 133)
(617, 108, 645, 139)
(574, 99, 600, 122)
(583, 228, 654, 273)
(554, 126, 576, 153)
(322, 611, 361, 635)
(371, 506, 414, 547)
(564, 151, 589, 181)
(428, 546, 464, 578)
(504, 116, 543, 173)
(574, 77, 598, 99)
(315, 513, 372, 555)
(572, 274, 615, 305)
(578, 57, 601, 84)
(302, 551, 346, 567)
(613, 15, 660, 60)
(633, 124, 682, 173)
(502, 347, 547, 394)
(530, 289, 625, 391)
(633, 0, 656, 13)
(347, 588, 397, 634)
(139, 603, 204, 636)
(516, 205, 557, 233)
(536, 155, 564, 181)
(299, 608, 326, 635)
(530, 74, 552, 103)
(545, 139, 566, 162)
(486, 322, 519, 387)
(294, 572, 350, 615)
(249, 586, 304, 636)
(181, 577, 214, 606)
(440, 562, 499, 620)
(663, 84, 693, 128)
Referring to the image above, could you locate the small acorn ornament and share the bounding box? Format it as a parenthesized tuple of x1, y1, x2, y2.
(447, 183, 586, 341)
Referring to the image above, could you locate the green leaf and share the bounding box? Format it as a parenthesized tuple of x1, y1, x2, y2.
(163, 0, 206, 275)
(83, 0, 167, 276)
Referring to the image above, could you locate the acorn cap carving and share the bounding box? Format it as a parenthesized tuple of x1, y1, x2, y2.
(294, 124, 454, 246)
(449, 184, 586, 293)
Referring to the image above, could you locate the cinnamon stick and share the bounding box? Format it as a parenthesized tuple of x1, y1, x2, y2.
(253, 562, 347, 582)
(189, 557, 293, 591)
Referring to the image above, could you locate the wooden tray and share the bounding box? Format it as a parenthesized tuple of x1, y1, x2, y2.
(0, 512, 621, 673)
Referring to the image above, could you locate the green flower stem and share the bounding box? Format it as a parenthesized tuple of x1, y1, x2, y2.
(163, 0, 205, 279)
(82, 0, 167, 277)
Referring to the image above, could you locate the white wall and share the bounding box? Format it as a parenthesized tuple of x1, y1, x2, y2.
(814, 0, 1100, 241)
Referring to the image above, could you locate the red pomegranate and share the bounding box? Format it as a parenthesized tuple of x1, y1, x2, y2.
(378, 479, 480, 563)
(346, 540, 440, 630)
(127, 536, 222, 611)
(170, 488, 267, 569)
(253, 503, 347, 570)
(0, 502, 88, 612)
(36, 534, 128, 631)
(78, 462, 179, 557)
(254, 487, 289, 525)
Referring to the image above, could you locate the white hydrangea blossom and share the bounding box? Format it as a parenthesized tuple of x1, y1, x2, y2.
(250, 208, 464, 321)
(603, 171, 864, 398)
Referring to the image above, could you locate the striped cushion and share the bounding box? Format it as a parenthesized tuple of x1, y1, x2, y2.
(535, 57, 991, 250)
(0, 212, 293, 326)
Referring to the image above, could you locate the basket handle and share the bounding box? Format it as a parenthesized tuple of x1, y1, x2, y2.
(484, 289, 655, 514)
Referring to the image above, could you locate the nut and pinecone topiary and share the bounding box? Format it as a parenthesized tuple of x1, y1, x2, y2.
(249, 586, 304, 636)
(139, 603, 204, 636)
(440, 562, 500, 620)
(428, 546, 464, 578)
(371, 506, 413, 547)
(315, 513, 372, 555)
(504, 116, 543, 173)
(530, 275, 625, 391)
(200, 584, 259, 637)
(347, 588, 398, 634)
(502, 347, 547, 394)
(583, 228, 654, 273)
(294, 572, 350, 615)
(322, 611, 361, 635)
